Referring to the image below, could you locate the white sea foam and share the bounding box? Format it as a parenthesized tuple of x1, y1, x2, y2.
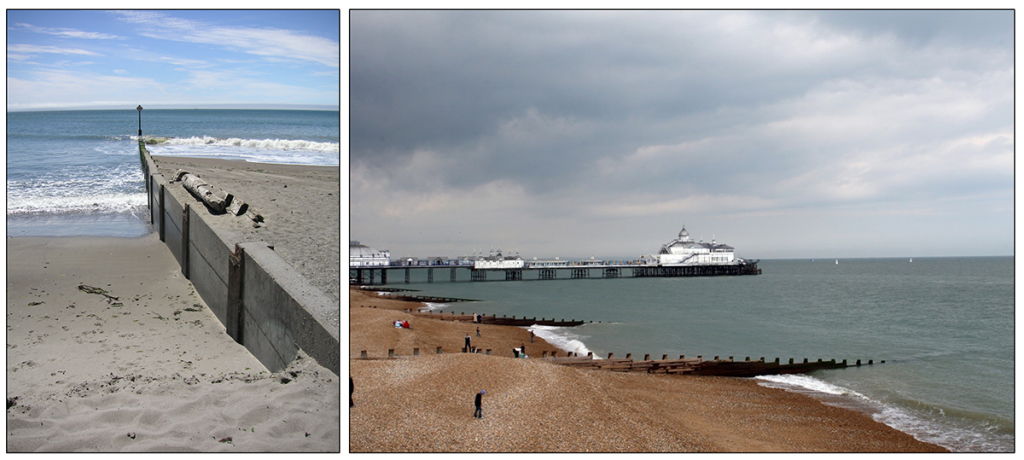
(755, 374, 854, 396)
(6, 193, 148, 215)
(525, 325, 595, 357)
(161, 136, 339, 153)
(753, 374, 1005, 452)
(420, 302, 449, 311)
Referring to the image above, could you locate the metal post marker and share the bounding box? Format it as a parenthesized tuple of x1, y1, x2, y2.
(137, 105, 143, 136)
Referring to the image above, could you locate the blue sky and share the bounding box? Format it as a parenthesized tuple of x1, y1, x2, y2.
(6, 10, 339, 111)
(350, 10, 1014, 260)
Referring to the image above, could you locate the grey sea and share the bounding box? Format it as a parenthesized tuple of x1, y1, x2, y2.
(373, 256, 1013, 452)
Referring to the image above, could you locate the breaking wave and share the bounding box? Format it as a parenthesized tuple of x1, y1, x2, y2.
(156, 136, 339, 153)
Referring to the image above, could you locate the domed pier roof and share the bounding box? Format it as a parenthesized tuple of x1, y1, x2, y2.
(350, 241, 387, 258)
(677, 225, 692, 242)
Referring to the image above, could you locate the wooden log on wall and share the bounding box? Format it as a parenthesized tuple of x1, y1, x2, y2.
(180, 173, 232, 214)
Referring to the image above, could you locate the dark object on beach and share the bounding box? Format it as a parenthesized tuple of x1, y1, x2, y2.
(127, 432, 136, 439)
(350, 377, 354, 408)
(78, 284, 119, 302)
(245, 207, 264, 223)
(473, 390, 484, 418)
(229, 198, 249, 216)
(27, 301, 44, 306)
(218, 437, 232, 443)
(7, 397, 16, 409)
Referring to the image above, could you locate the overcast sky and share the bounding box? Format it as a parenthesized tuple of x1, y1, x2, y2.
(350, 10, 1013, 260)
(6, 10, 339, 111)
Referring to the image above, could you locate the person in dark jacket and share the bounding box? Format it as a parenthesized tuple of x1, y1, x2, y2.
(474, 390, 485, 418)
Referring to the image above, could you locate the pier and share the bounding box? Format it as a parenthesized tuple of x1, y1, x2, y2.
(351, 260, 761, 285)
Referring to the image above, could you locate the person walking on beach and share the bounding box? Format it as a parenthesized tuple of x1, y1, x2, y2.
(474, 390, 485, 418)
(465, 334, 472, 352)
(530, 329, 535, 343)
(476, 326, 481, 337)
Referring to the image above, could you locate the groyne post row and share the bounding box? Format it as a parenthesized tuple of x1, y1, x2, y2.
(138, 141, 339, 376)
(354, 346, 880, 377)
(354, 305, 591, 327)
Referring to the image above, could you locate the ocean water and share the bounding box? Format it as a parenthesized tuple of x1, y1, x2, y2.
(6, 109, 339, 237)
(366, 256, 1014, 452)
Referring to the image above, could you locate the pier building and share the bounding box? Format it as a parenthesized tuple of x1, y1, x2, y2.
(349, 241, 390, 267)
(655, 225, 736, 265)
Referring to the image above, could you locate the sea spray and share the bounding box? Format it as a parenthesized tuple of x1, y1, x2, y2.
(526, 325, 596, 357)
(756, 373, 852, 396)
(160, 136, 340, 153)
(420, 302, 448, 311)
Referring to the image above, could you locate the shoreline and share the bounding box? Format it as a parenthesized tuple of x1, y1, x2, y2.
(6, 233, 340, 452)
(348, 286, 947, 452)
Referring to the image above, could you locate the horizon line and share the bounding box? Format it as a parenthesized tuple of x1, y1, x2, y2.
(7, 103, 340, 112)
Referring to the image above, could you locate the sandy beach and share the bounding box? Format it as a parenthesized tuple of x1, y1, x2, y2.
(6, 233, 339, 452)
(349, 287, 947, 453)
(150, 155, 340, 306)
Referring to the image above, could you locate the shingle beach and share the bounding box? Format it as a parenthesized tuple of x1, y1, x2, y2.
(349, 287, 946, 453)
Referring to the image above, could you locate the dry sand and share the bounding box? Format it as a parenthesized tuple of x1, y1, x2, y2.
(6, 234, 339, 452)
(349, 287, 946, 453)
(150, 155, 340, 307)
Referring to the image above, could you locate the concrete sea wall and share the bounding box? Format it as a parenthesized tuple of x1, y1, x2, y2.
(137, 141, 339, 376)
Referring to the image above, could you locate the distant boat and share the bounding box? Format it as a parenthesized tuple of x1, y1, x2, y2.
(910, 258, 913, 263)
(835, 259, 839, 265)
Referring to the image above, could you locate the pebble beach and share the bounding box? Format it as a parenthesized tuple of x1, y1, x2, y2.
(349, 287, 947, 453)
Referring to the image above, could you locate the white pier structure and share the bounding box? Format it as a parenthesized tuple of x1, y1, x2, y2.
(473, 249, 525, 269)
(350, 226, 759, 284)
(349, 241, 390, 267)
(654, 225, 738, 266)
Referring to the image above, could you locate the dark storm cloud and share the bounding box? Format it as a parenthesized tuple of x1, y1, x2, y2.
(350, 10, 1013, 259)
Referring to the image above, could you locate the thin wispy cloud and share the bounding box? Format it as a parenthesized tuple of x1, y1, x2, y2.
(113, 11, 338, 68)
(12, 23, 121, 40)
(7, 44, 102, 56)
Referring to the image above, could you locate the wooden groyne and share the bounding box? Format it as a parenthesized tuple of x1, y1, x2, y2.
(358, 286, 477, 304)
(411, 310, 588, 327)
(547, 354, 883, 377)
(353, 347, 880, 378)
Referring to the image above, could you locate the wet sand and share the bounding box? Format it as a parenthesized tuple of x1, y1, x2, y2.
(349, 287, 946, 453)
(6, 234, 339, 452)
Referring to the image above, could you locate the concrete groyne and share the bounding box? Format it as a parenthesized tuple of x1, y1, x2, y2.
(138, 141, 339, 376)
